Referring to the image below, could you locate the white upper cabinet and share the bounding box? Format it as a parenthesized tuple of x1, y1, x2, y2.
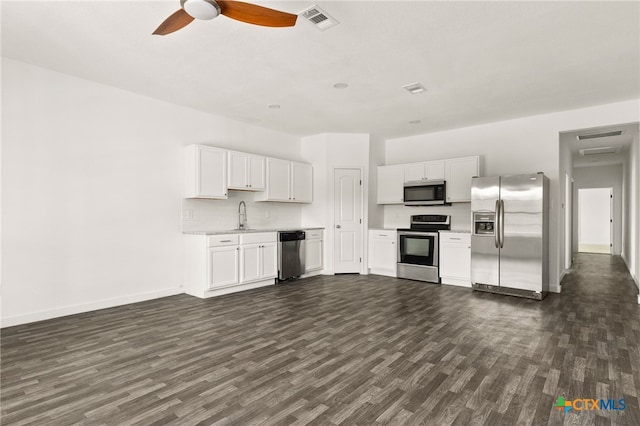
(377, 164, 405, 204)
(262, 157, 291, 201)
(291, 162, 313, 203)
(425, 161, 446, 180)
(248, 156, 266, 190)
(377, 156, 480, 205)
(227, 151, 265, 191)
(185, 145, 228, 199)
(404, 160, 445, 182)
(257, 158, 313, 203)
(444, 156, 480, 203)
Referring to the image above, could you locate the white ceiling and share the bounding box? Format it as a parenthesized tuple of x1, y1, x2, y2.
(2, 1, 639, 139)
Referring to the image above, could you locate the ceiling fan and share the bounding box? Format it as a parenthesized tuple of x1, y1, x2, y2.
(153, 0, 298, 35)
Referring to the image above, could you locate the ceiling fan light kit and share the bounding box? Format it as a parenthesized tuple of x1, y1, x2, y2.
(181, 0, 220, 20)
(153, 0, 298, 35)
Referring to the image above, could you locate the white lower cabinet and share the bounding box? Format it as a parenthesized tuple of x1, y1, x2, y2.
(208, 246, 240, 289)
(240, 236, 277, 284)
(439, 232, 471, 286)
(368, 229, 397, 277)
(185, 232, 277, 298)
(304, 229, 323, 275)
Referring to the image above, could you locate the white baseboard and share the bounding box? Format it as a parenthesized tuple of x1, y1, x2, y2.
(301, 269, 323, 279)
(441, 277, 471, 287)
(368, 268, 397, 278)
(191, 279, 275, 299)
(1, 287, 184, 328)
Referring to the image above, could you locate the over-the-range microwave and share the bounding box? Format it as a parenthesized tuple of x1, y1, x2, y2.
(403, 179, 447, 206)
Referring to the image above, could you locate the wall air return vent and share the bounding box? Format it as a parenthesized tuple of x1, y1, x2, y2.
(300, 5, 338, 31)
(577, 130, 623, 140)
(578, 146, 621, 156)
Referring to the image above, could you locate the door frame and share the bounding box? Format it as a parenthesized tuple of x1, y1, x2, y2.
(564, 172, 572, 270)
(330, 166, 366, 275)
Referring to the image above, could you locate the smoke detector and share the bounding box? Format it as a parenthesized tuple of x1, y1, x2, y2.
(300, 5, 339, 31)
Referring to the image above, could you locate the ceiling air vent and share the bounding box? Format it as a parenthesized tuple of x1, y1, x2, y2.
(579, 146, 621, 156)
(577, 130, 623, 140)
(402, 82, 427, 94)
(300, 5, 339, 31)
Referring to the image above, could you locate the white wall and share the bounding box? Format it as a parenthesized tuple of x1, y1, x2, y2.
(368, 135, 386, 229)
(301, 133, 370, 274)
(1, 58, 301, 326)
(578, 188, 612, 247)
(384, 100, 640, 293)
(572, 165, 622, 254)
(622, 126, 640, 291)
(558, 131, 574, 277)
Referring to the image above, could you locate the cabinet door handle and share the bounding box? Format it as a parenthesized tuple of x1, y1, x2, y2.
(379, 234, 388, 237)
(336, 225, 341, 229)
(220, 240, 232, 242)
(450, 238, 461, 240)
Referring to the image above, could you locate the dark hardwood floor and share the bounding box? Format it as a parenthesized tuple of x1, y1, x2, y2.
(2, 253, 639, 425)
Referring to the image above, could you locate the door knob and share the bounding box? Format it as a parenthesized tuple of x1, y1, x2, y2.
(336, 225, 341, 229)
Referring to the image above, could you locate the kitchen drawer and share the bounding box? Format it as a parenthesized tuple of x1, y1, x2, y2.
(240, 232, 277, 245)
(369, 229, 397, 240)
(208, 234, 239, 247)
(305, 229, 323, 240)
(439, 232, 470, 244)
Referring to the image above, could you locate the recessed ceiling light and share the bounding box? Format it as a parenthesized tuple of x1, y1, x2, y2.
(409, 120, 422, 125)
(402, 82, 427, 94)
(267, 104, 281, 109)
(333, 83, 348, 89)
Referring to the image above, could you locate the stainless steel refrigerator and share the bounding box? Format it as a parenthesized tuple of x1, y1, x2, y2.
(471, 173, 549, 300)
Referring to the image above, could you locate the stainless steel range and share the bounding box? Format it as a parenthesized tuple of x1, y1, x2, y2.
(397, 215, 450, 283)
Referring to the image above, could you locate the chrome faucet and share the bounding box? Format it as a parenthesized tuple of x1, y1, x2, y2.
(238, 201, 247, 230)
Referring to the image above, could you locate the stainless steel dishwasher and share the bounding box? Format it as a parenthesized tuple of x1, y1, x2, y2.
(278, 231, 305, 281)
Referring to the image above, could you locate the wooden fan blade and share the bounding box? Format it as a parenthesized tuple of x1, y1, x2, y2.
(217, 1, 297, 27)
(153, 9, 195, 35)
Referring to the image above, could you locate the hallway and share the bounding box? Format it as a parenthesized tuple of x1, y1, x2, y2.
(554, 253, 640, 424)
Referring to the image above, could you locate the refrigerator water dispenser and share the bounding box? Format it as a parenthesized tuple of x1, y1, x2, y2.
(473, 212, 495, 235)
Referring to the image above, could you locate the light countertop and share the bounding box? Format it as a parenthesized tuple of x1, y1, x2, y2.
(184, 227, 324, 235)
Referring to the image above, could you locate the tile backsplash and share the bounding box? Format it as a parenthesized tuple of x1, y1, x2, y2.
(384, 203, 472, 231)
(182, 191, 302, 232)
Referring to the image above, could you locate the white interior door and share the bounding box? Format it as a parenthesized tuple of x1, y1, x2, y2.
(334, 168, 362, 273)
(578, 187, 612, 254)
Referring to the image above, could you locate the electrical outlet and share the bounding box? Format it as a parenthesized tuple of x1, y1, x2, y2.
(184, 209, 194, 220)
(265, 209, 270, 218)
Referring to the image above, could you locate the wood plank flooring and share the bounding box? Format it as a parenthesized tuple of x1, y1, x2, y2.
(2, 253, 639, 425)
